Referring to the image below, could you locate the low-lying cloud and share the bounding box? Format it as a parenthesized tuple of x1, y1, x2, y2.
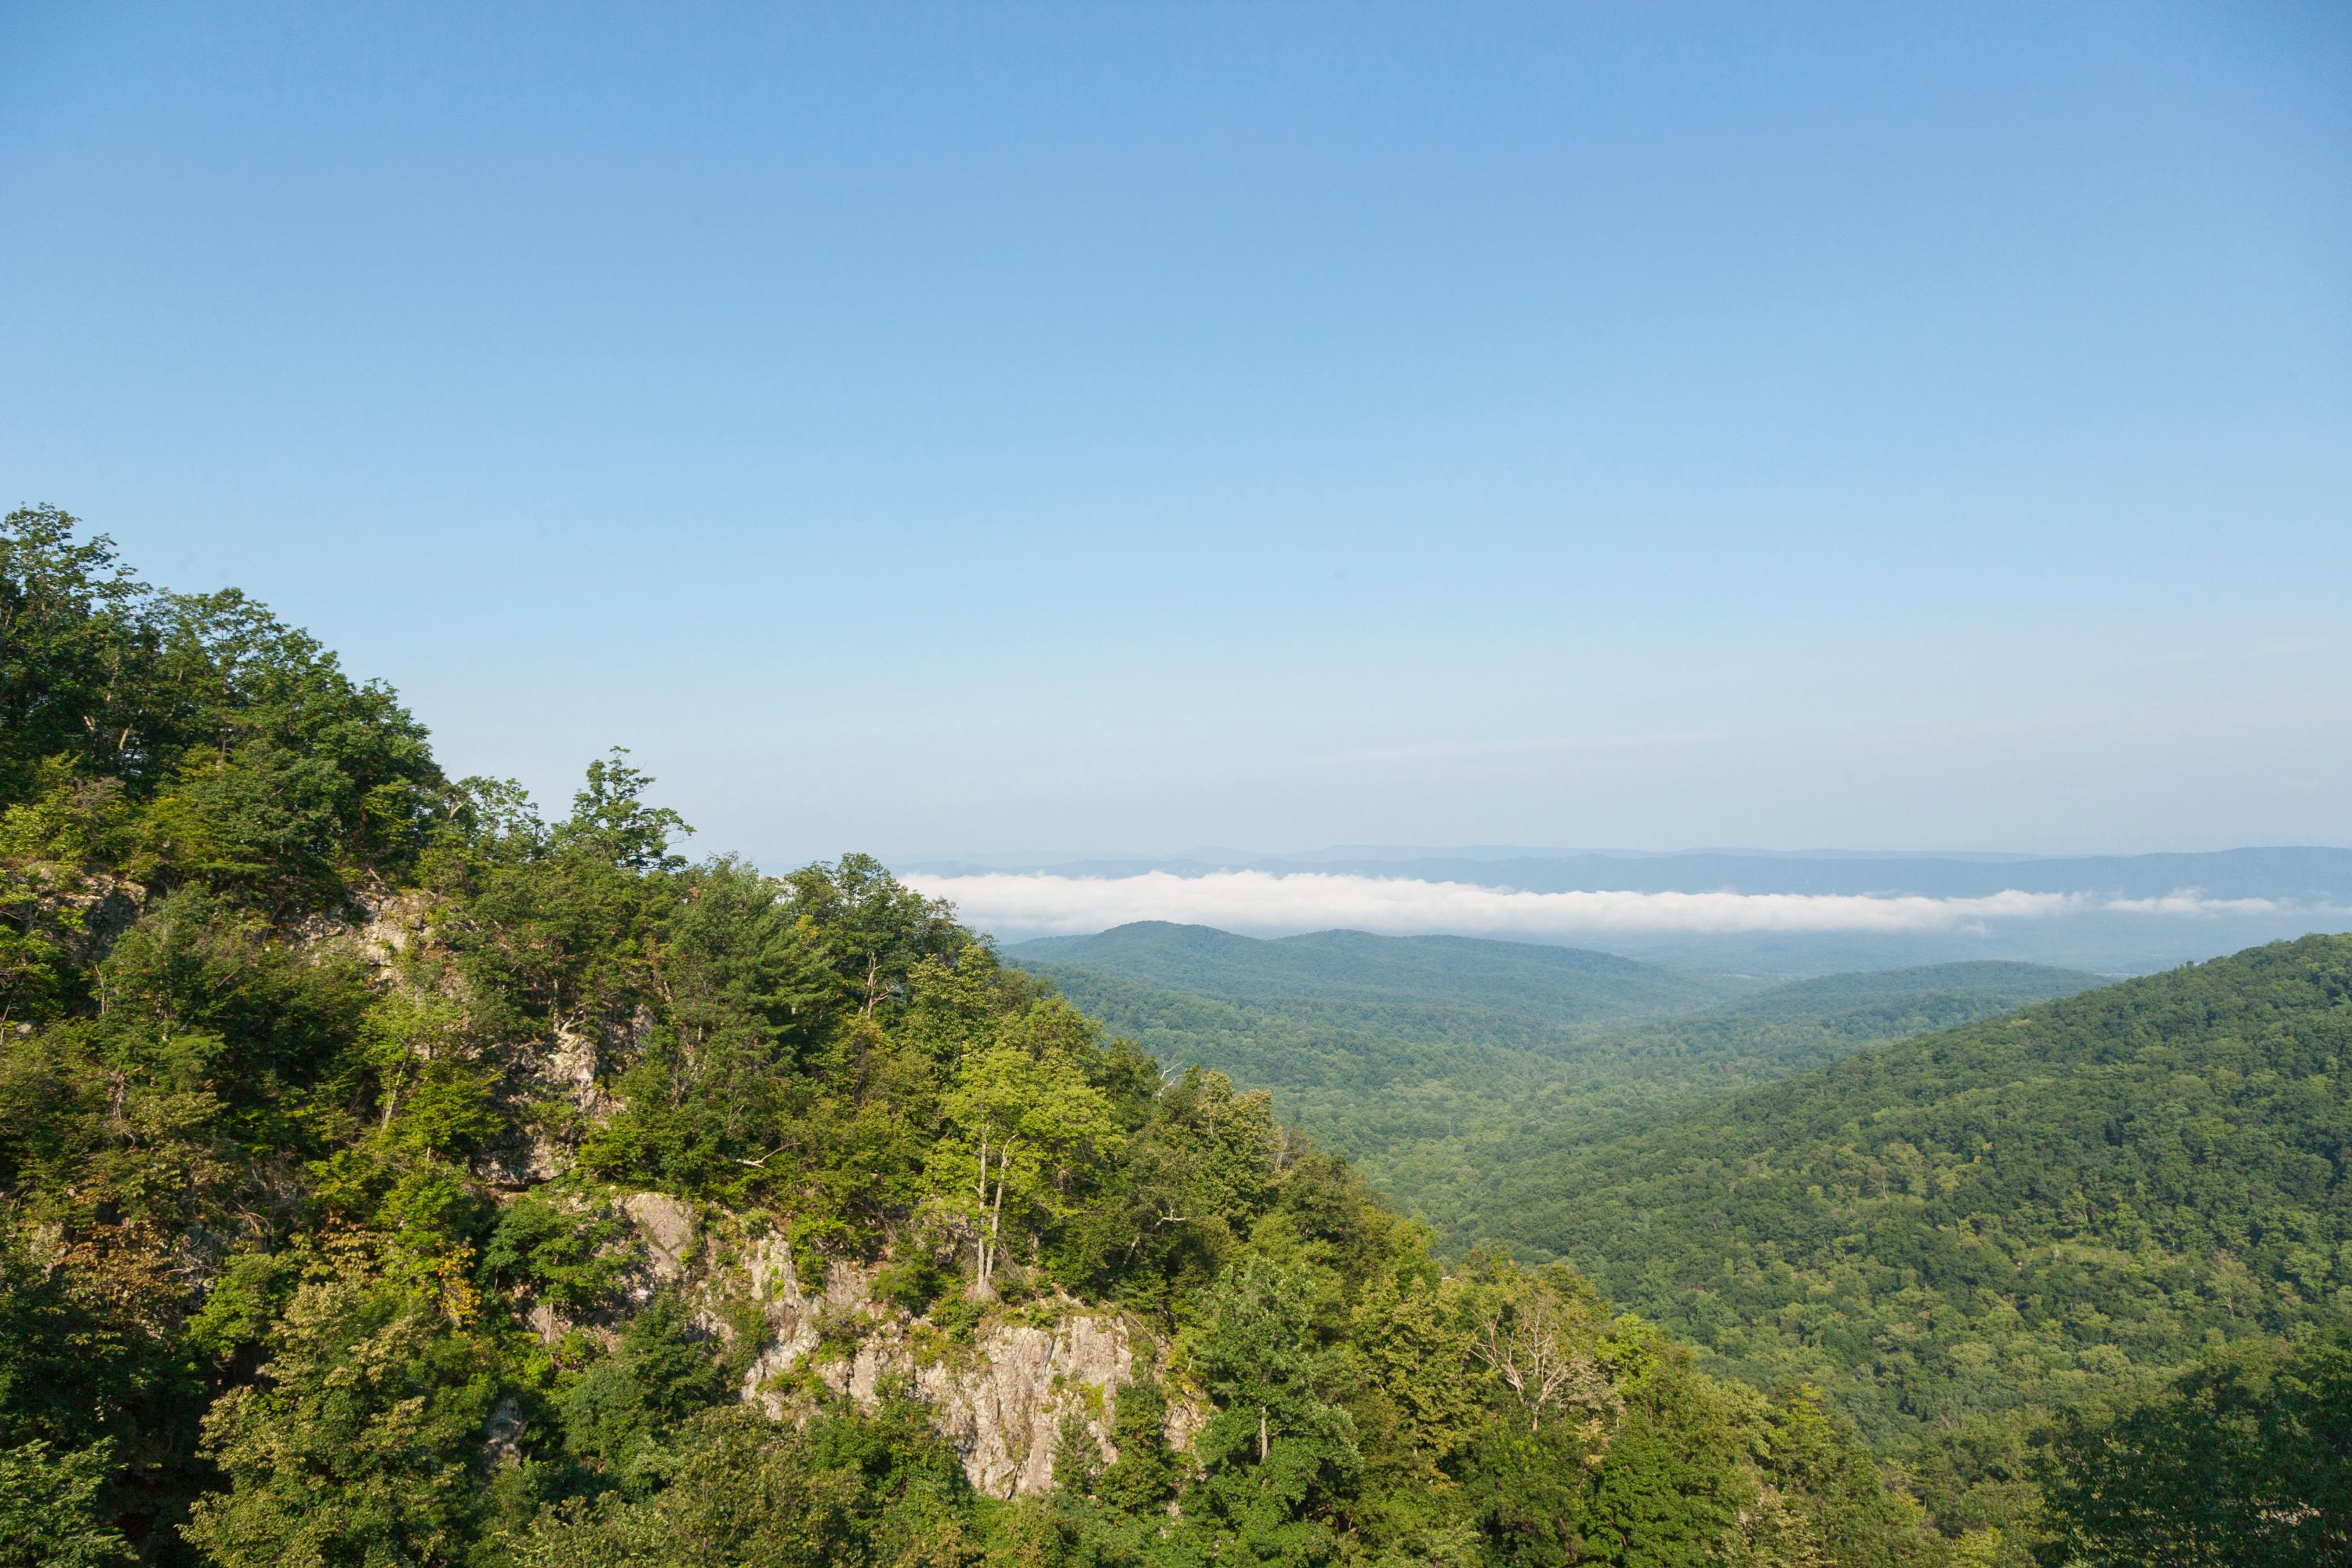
(900, 869, 2289, 938)
(2100, 893, 2283, 916)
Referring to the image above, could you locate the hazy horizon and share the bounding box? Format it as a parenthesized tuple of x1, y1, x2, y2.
(889, 844, 2352, 977)
(887, 840, 2349, 869)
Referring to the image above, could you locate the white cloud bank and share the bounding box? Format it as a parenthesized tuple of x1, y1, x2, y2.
(900, 869, 2290, 938)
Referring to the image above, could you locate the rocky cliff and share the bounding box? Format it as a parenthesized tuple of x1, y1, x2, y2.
(594, 1196, 1153, 1499)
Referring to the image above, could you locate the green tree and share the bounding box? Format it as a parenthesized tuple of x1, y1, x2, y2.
(929, 1041, 1124, 1298)
(0, 506, 149, 792)
(509, 1402, 978, 1568)
(2036, 1335, 2352, 1567)
(782, 852, 962, 1018)
(1184, 1261, 1361, 1565)
(0, 1439, 135, 1568)
(556, 1293, 728, 1494)
(181, 1242, 503, 1568)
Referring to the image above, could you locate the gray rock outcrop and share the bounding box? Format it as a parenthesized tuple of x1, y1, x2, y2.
(722, 1222, 1138, 1497)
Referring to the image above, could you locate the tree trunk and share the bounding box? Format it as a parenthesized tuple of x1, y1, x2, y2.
(973, 1126, 991, 1281)
(985, 1147, 1010, 1286)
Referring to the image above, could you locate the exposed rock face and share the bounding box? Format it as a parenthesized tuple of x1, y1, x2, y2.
(351, 887, 433, 965)
(622, 1192, 697, 1284)
(57, 871, 145, 957)
(483, 1396, 526, 1468)
(737, 1233, 829, 1411)
(1163, 1386, 1208, 1458)
(525, 1301, 570, 1347)
(909, 1316, 1132, 1499)
(794, 1314, 1136, 1498)
(5, 866, 145, 971)
(514, 1013, 630, 1182)
(728, 1225, 1138, 1498)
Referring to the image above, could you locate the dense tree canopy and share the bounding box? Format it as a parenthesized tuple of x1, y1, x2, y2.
(2035, 1333, 2352, 1566)
(2, 509, 1969, 1566)
(1414, 932, 2352, 1562)
(1021, 932, 2099, 1244)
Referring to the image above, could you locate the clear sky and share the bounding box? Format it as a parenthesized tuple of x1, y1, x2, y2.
(5, 2, 2347, 865)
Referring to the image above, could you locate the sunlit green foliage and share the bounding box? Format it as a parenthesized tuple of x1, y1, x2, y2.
(1018, 930, 2098, 1220)
(1468, 936, 2352, 1425)
(0, 1438, 135, 1566)
(5, 507, 2272, 1566)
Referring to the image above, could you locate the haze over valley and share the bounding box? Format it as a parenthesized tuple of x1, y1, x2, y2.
(910, 844, 2352, 974)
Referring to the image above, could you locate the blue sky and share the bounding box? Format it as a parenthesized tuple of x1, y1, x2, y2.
(4, 2, 2347, 864)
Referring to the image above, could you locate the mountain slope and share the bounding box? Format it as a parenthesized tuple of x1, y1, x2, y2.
(1020, 926, 2102, 1224)
(1458, 936, 2352, 1453)
(0, 509, 1965, 1567)
(1010, 920, 1748, 1029)
(1012, 923, 1757, 1165)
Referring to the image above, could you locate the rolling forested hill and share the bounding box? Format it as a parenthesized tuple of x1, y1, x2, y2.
(1017, 926, 2098, 1221)
(1010, 923, 1748, 1028)
(1447, 935, 2352, 1545)
(1388, 962, 2108, 1238)
(1010, 924, 1749, 1168)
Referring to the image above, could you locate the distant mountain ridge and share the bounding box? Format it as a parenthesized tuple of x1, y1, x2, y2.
(948, 850, 2352, 975)
(1006, 920, 1747, 1021)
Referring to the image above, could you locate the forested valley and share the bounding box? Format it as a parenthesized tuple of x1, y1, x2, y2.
(2, 507, 2344, 1568)
(1428, 938, 2352, 1552)
(1014, 920, 2352, 1563)
(1016, 930, 2099, 1232)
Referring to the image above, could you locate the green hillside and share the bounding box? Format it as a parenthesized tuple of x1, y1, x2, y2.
(1022, 928, 2098, 1221)
(0, 510, 1982, 1564)
(1014, 924, 1751, 1176)
(1011, 922, 1748, 1033)
(1452, 936, 2352, 1543)
(1392, 962, 2104, 1237)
